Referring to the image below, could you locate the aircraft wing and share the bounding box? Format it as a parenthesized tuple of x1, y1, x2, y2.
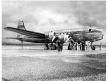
(4, 27, 46, 39)
(5, 37, 51, 43)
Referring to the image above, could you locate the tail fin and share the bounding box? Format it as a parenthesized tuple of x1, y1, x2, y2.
(17, 21, 26, 38)
(17, 21, 26, 30)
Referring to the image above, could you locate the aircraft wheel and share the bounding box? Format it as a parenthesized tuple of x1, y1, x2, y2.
(91, 45, 96, 50)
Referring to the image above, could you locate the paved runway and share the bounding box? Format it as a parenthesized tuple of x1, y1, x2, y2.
(2, 46, 106, 81)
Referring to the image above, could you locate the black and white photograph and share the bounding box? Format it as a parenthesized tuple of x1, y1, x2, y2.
(2, 1, 106, 81)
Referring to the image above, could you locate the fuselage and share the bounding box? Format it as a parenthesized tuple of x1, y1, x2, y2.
(51, 29, 104, 43)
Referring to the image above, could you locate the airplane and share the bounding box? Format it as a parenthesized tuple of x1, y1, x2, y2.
(4, 21, 104, 50)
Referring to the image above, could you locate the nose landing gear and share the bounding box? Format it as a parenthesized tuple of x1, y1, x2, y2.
(90, 42, 96, 50)
(91, 45, 96, 50)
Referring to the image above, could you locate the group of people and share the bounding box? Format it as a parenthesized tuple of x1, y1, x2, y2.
(45, 31, 66, 51)
(67, 41, 92, 51)
(47, 31, 88, 51)
(46, 31, 102, 51)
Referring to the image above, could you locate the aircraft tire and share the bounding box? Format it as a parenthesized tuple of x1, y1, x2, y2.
(91, 45, 96, 50)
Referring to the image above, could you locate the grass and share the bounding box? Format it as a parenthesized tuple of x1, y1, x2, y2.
(50, 74, 106, 81)
(2, 73, 105, 81)
(85, 53, 106, 59)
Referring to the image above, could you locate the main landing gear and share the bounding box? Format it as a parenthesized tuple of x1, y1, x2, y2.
(91, 45, 96, 50)
(90, 42, 96, 50)
(44, 43, 57, 50)
(44, 40, 63, 51)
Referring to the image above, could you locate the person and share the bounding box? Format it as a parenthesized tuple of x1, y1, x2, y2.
(81, 41, 85, 51)
(85, 41, 88, 50)
(45, 43, 49, 50)
(68, 43, 70, 50)
(58, 33, 64, 40)
(49, 31, 55, 41)
(75, 42, 78, 50)
(57, 39, 63, 52)
(87, 42, 91, 50)
(57, 39, 60, 51)
(67, 37, 74, 50)
(64, 33, 69, 42)
(53, 34, 59, 43)
(99, 42, 102, 50)
(79, 43, 82, 50)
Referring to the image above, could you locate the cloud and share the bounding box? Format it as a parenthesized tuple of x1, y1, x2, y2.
(73, 1, 106, 29)
(2, 1, 106, 44)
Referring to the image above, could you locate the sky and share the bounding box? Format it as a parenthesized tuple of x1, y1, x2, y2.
(2, 1, 106, 44)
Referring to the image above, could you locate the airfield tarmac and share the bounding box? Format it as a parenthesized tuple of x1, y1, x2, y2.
(2, 46, 106, 81)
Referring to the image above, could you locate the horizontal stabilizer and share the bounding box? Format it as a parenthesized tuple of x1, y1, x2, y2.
(4, 27, 46, 39)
